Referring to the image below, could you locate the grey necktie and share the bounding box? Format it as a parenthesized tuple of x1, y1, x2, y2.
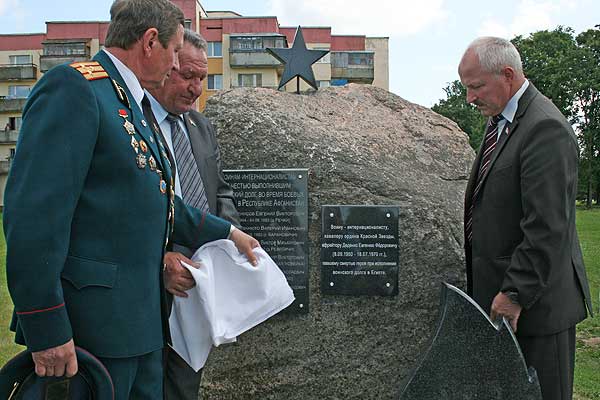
(166, 113, 209, 213)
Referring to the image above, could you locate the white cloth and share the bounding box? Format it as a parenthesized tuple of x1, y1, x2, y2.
(169, 239, 295, 371)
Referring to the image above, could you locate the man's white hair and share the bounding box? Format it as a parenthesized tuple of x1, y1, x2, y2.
(468, 36, 524, 75)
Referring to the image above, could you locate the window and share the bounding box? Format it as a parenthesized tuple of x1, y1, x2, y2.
(9, 55, 32, 65)
(184, 19, 192, 30)
(348, 53, 373, 66)
(230, 36, 286, 51)
(314, 48, 330, 64)
(318, 80, 330, 88)
(238, 74, 262, 87)
(43, 42, 88, 56)
(233, 37, 257, 50)
(8, 117, 22, 130)
(207, 74, 223, 90)
(207, 42, 222, 57)
(9, 148, 16, 159)
(8, 85, 31, 98)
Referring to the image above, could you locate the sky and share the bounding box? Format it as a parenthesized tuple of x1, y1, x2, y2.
(0, 0, 598, 107)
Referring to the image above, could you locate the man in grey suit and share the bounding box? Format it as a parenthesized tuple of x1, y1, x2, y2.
(459, 37, 593, 400)
(147, 29, 241, 400)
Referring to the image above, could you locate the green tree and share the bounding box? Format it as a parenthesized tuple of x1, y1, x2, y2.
(432, 80, 486, 149)
(513, 26, 600, 207)
(575, 27, 600, 206)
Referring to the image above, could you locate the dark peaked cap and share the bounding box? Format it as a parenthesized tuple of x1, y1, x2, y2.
(0, 347, 114, 399)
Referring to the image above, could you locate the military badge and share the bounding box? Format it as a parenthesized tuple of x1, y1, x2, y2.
(139, 140, 148, 153)
(148, 156, 157, 171)
(111, 79, 131, 109)
(136, 153, 147, 169)
(123, 120, 135, 135)
(130, 136, 139, 153)
(159, 180, 167, 194)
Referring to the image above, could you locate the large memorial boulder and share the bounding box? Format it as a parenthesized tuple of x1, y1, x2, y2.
(200, 84, 475, 399)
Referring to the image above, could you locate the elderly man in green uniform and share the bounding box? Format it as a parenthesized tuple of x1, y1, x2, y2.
(3, 0, 258, 399)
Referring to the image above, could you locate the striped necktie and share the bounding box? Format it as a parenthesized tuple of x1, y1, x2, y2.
(166, 113, 209, 213)
(466, 114, 504, 244)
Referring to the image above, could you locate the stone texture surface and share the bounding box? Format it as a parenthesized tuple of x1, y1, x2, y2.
(200, 84, 475, 399)
(399, 284, 542, 399)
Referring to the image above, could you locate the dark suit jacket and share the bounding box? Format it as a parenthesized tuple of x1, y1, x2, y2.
(3, 51, 231, 357)
(464, 83, 593, 336)
(182, 110, 240, 227)
(169, 111, 240, 260)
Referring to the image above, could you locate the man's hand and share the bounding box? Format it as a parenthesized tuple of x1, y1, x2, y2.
(163, 252, 200, 298)
(490, 291, 522, 332)
(230, 229, 260, 266)
(32, 339, 77, 377)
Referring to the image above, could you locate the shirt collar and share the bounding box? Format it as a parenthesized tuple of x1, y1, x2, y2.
(102, 48, 145, 113)
(500, 79, 529, 124)
(146, 91, 169, 125)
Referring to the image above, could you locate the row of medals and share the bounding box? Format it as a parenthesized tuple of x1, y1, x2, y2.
(119, 109, 175, 240)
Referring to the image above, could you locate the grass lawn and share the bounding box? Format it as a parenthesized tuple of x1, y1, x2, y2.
(574, 207, 600, 400)
(0, 219, 24, 364)
(0, 211, 598, 396)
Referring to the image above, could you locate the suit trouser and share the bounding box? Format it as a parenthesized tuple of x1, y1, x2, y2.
(99, 348, 163, 400)
(518, 326, 576, 400)
(164, 345, 203, 400)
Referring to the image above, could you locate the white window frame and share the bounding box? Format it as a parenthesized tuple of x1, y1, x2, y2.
(207, 74, 223, 90)
(207, 42, 222, 57)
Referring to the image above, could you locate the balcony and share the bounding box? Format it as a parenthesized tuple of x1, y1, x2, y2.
(40, 55, 89, 73)
(229, 34, 286, 68)
(0, 130, 19, 143)
(0, 160, 11, 175)
(331, 51, 374, 84)
(230, 52, 283, 68)
(0, 64, 37, 81)
(0, 97, 27, 113)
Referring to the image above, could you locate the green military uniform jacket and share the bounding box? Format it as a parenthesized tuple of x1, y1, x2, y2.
(3, 50, 231, 358)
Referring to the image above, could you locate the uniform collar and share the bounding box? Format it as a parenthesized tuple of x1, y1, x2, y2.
(102, 48, 145, 114)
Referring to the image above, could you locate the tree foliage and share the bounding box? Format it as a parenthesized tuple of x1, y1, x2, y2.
(513, 26, 600, 207)
(431, 80, 485, 149)
(432, 25, 600, 206)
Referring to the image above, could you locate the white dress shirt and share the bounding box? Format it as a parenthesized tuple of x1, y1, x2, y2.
(497, 79, 529, 140)
(146, 92, 186, 197)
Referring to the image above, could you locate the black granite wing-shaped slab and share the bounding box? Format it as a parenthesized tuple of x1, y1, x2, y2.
(398, 283, 542, 400)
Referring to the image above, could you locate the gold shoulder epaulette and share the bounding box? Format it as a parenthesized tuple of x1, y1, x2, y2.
(70, 61, 109, 81)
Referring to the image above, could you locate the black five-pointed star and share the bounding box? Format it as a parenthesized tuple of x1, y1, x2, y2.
(267, 26, 329, 91)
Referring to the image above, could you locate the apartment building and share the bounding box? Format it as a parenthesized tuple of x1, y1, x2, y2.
(0, 0, 389, 205)
(199, 11, 389, 108)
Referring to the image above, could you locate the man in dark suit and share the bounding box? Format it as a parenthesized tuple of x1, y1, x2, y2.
(147, 29, 240, 400)
(3, 1, 258, 399)
(459, 36, 593, 400)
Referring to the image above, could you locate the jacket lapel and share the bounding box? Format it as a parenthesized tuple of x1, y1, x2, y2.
(475, 84, 538, 193)
(92, 51, 166, 173)
(183, 113, 206, 173)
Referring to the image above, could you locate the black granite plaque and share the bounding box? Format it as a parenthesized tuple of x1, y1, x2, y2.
(224, 169, 309, 313)
(321, 205, 399, 296)
(399, 283, 542, 399)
